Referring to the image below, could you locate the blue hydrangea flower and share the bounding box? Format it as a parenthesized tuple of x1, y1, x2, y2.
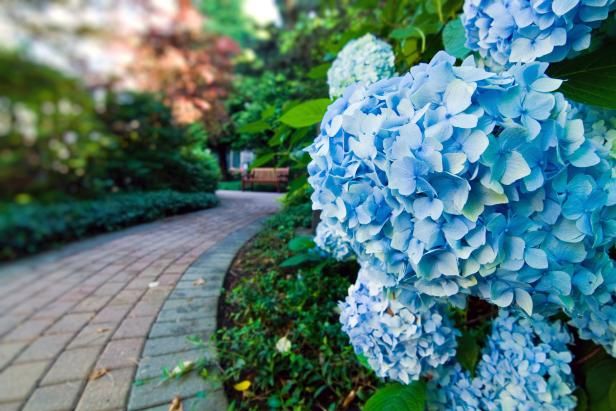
(308, 52, 616, 349)
(327, 33, 396, 99)
(568, 252, 616, 356)
(462, 0, 616, 67)
(427, 310, 577, 410)
(339, 268, 459, 383)
(569, 101, 616, 160)
(314, 220, 354, 261)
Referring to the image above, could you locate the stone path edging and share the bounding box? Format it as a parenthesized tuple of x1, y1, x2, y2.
(127, 220, 266, 410)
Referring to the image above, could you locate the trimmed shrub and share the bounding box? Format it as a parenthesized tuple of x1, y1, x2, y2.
(0, 191, 218, 261)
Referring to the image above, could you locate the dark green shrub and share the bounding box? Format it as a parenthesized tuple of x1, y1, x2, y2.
(216, 204, 377, 410)
(0, 52, 113, 201)
(92, 93, 220, 193)
(0, 191, 218, 261)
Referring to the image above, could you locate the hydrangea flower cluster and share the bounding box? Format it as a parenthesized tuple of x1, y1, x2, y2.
(314, 221, 353, 261)
(339, 268, 459, 383)
(570, 102, 616, 158)
(327, 33, 396, 99)
(462, 0, 616, 66)
(427, 310, 577, 410)
(308, 52, 616, 350)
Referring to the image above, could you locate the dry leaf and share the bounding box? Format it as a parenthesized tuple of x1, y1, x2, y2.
(89, 368, 108, 381)
(341, 389, 356, 409)
(96, 327, 110, 333)
(193, 278, 205, 286)
(233, 380, 252, 392)
(168, 396, 183, 411)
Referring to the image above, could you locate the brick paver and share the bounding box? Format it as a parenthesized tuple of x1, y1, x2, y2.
(0, 191, 280, 410)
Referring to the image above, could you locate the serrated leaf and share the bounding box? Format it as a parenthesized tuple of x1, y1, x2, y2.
(364, 381, 427, 411)
(279, 99, 331, 128)
(442, 17, 470, 59)
(288, 235, 315, 252)
(548, 44, 616, 109)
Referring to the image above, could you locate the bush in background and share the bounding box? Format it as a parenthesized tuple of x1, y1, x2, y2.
(0, 53, 113, 201)
(0, 191, 218, 261)
(93, 93, 220, 194)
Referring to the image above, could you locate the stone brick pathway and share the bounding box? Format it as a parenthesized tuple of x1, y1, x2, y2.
(0, 191, 280, 411)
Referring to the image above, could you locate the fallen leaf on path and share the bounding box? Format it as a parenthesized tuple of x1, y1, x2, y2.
(89, 368, 109, 381)
(234, 380, 252, 392)
(168, 396, 183, 411)
(193, 278, 205, 286)
(96, 327, 110, 333)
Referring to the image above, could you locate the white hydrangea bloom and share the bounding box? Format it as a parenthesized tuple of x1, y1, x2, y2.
(327, 33, 395, 99)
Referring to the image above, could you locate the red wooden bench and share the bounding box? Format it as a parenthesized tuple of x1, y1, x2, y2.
(241, 167, 289, 192)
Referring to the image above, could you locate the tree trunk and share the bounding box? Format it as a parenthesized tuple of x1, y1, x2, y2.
(216, 145, 231, 181)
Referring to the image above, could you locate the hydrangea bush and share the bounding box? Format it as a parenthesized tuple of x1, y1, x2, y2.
(305, 0, 615, 408)
(463, 0, 616, 66)
(307, 51, 615, 408)
(327, 33, 396, 99)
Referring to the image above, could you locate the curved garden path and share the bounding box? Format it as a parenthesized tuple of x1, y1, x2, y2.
(0, 191, 281, 411)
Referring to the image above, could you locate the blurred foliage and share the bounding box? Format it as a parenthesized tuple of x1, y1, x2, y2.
(93, 93, 220, 194)
(217, 203, 378, 410)
(199, 0, 257, 45)
(0, 191, 218, 261)
(0, 53, 220, 204)
(0, 52, 113, 202)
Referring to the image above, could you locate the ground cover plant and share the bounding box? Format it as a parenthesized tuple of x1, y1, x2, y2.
(216, 204, 379, 410)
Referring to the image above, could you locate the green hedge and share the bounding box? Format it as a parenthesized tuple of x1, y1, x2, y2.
(0, 191, 218, 261)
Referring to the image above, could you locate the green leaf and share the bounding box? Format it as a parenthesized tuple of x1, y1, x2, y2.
(574, 388, 589, 411)
(288, 235, 315, 252)
(585, 356, 616, 411)
(307, 63, 331, 80)
(456, 331, 481, 375)
(280, 253, 319, 267)
(250, 152, 275, 169)
(364, 381, 427, 411)
(357, 353, 372, 370)
(548, 45, 616, 109)
(279, 99, 331, 128)
(261, 105, 276, 120)
(267, 396, 282, 408)
(442, 17, 470, 59)
(238, 119, 270, 134)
